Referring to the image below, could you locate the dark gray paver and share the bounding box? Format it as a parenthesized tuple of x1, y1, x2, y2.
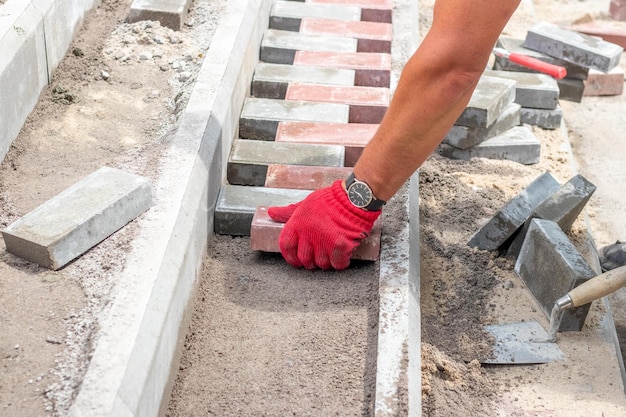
(520, 105, 562, 129)
(444, 103, 520, 149)
(270, 0, 360, 31)
(467, 172, 561, 251)
(557, 77, 585, 103)
(214, 185, 311, 236)
(228, 139, 345, 185)
(524, 21, 624, 73)
(260, 29, 357, 64)
(507, 174, 597, 258)
(484, 69, 559, 110)
(2, 167, 153, 269)
(455, 75, 516, 128)
(515, 218, 597, 331)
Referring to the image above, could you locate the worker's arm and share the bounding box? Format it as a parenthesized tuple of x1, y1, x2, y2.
(268, 0, 522, 270)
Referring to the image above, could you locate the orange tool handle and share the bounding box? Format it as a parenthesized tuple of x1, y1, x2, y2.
(507, 52, 567, 79)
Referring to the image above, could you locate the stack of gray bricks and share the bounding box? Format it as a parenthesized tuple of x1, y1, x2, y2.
(494, 22, 624, 104)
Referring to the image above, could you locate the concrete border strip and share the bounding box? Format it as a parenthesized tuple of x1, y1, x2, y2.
(68, 0, 274, 416)
(375, 0, 421, 415)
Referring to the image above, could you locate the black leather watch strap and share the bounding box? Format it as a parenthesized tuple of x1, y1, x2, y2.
(345, 173, 386, 211)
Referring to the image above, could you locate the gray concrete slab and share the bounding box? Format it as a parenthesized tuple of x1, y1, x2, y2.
(252, 63, 355, 99)
(524, 21, 624, 73)
(260, 28, 357, 64)
(2, 167, 152, 270)
(557, 77, 585, 103)
(214, 185, 311, 236)
(495, 37, 590, 80)
(520, 105, 562, 129)
(484, 69, 559, 110)
(455, 75, 516, 128)
(270, 0, 361, 31)
(227, 139, 345, 185)
(515, 218, 597, 331)
(444, 103, 521, 149)
(439, 125, 542, 165)
(128, 0, 193, 30)
(239, 97, 350, 140)
(467, 172, 561, 251)
(507, 174, 597, 258)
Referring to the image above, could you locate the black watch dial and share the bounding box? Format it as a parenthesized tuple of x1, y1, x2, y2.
(348, 181, 373, 208)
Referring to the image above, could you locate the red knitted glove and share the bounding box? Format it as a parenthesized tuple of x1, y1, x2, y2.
(267, 180, 381, 270)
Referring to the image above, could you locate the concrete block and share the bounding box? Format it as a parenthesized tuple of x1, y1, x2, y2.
(293, 50, 391, 87)
(507, 174, 597, 258)
(520, 105, 562, 129)
(514, 218, 597, 331)
(265, 164, 352, 189)
(239, 97, 350, 140)
(214, 185, 311, 236)
(557, 77, 585, 103)
(467, 172, 561, 251)
(584, 66, 625, 96)
(524, 21, 623, 73)
(128, 0, 193, 30)
(2, 167, 153, 270)
(484, 70, 560, 110)
(455, 75, 516, 128)
(495, 37, 589, 80)
(260, 29, 356, 65)
(269, 0, 360, 31)
(308, 0, 394, 23)
(439, 126, 541, 165)
(285, 84, 389, 123)
(251, 63, 355, 99)
(611, 0, 626, 21)
(227, 139, 345, 186)
(300, 18, 392, 52)
(275, 121, 376, 166)
(444, 103, 520, 150)
(250, 206, 382, 260)
(571, 19, 626, 49)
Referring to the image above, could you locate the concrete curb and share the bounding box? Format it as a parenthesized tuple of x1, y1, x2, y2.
(0, 0, 101, 164)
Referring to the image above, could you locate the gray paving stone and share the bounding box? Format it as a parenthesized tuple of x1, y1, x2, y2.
(455, 75, 516, 128)
(515, 218, 597, 331)
(260, 29, 357, 64)
(507, 174, 597, 258)
(524, 21, 624, 73)
(484, 70, 559, 110)
(444, 103, 520, 149)
(557, 77, 585, 103)
(439, 126, 541, 165)
(270, 0, 361, 31)
(495, 37, 589, 80)
(520, 105, 562, 129)
(128, 0, 193, 30)
(214, 185, 311, 236)
(252, 63, 355, 99)
(467, 172, 561, 251)
(228, 139, 345, 185)
(1, 167, 153, 270)
(239, 97, 350, 140)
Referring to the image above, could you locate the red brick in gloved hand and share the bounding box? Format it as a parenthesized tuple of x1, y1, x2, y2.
(267, 180, 381, 270)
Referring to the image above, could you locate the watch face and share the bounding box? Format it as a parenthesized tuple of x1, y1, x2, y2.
(348, 181, 373, 208)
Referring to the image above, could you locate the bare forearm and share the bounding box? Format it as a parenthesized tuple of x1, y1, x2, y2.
(354, 0, 521, 201)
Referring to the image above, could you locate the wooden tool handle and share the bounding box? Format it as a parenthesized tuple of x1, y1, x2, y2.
(569, 265, 626, 307)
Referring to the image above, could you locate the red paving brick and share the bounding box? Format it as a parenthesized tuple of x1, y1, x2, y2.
(265, 164, 353, 189)
(285, 84, 388, 123)
(250, 206, 382, 261)
(308, 0, 393, 22)
(583, 67, 625, 96)
(300, 18, 392, 52)
(611, 0, 626, 21)
(276, 121, 377, 166)
(293, 51, 391, 87)
(571, 20, 626, 49)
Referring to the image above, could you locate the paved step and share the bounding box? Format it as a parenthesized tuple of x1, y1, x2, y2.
(265, 164, 353, 189)
(260, 29, 357, 65)
(228, 139, 345, 186)
(308, 0, 393, 23)
(300, 18, 392, 52)
(270, 0, 361, 31)
(252, 63, 355, 99)
(285, 83, 389, 123)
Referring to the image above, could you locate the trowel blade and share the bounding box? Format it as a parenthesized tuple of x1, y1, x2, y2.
(482, 321, 565, 364)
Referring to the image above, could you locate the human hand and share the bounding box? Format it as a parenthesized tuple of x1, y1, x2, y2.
(267, 180, 381, 270)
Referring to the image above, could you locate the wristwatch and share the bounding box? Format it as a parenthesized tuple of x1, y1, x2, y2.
(344, 173, 386, 211)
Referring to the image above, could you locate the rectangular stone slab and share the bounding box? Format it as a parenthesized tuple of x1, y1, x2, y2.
(520, 105, 562, 130)
(467, 171, 561, 251)
(260, 29, 357, 65)
(444, 103, 520, 150)
(484, 70, 559, 110)
(524, 21, 624, 73)
(2, 167, 153, 270)
(514, 218, 597, 331)
(270, 0, 360, 31)
(455, 75, 516, 128)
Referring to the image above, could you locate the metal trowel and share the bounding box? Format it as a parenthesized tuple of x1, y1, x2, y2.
(481, 264, 626, 365)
